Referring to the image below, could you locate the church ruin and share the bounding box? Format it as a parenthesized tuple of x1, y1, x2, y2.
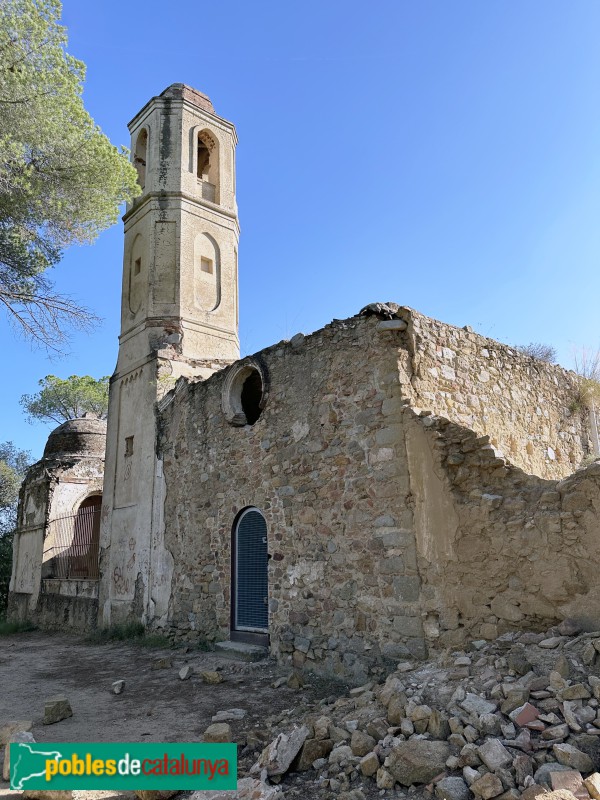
(8, 84, 600, 681)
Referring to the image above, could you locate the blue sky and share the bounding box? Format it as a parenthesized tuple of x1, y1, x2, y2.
(3, 0, 600, 460)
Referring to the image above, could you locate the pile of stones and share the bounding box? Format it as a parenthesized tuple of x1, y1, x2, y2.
(246, 621, 600, 799)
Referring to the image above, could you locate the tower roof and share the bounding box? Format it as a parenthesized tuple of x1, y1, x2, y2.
(128, 84, 217, 130)
(159, 84, 215, 114)
(43, 417, 107, 460)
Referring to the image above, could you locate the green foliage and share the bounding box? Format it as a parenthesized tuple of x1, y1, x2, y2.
(0, 531, 14, 618)
(515, 342, 557, 363)
(21, 374, 109, 424)
(0, 0, 141, 350)
(0, 441, 31, 618)
(0, 619, 36, 634)
(86, 622, 173, 649)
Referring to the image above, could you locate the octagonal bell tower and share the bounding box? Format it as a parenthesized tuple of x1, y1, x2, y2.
(99, 85, 240, 628)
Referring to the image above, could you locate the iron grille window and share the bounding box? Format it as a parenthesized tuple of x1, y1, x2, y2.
(42, 505, 101, 580)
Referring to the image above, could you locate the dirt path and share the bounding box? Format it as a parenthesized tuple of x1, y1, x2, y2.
(0, 631, 342, 799)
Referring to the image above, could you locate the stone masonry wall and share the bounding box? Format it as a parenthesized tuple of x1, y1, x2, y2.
(158, 316, 424, 681)
(398, 307, 589, 479)
(155, 308, 596, 680)
(404, 408, 600, 649)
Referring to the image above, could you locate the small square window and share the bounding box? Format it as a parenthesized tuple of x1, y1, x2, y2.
(134, 258, 141, 275)
(124, 436, 134, 457)
(201, 257, 213, 274)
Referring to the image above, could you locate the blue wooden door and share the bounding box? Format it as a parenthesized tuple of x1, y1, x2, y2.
(234, 509, 268, 632)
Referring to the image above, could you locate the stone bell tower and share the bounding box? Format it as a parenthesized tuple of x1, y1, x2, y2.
(99, 84, 240, 627)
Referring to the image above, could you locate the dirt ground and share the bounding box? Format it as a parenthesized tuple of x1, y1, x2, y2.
(0, 631, 347, 800)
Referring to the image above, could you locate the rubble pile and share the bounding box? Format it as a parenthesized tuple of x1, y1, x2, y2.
(248, 622, 600, 799)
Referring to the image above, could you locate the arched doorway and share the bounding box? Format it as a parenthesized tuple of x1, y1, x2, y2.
(231, 508, 269, 646)
(69, 495, 102, 578)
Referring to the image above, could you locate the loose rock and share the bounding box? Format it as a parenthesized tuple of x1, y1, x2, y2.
(295, 737, 333, 771)
(212, 708, 246, 723)
(151, 657, 172, 670)
(0, 720, 33, 745)
(253, 726, 310, 778)
(359, 751, 379, 777)
(386, 740, 450, 785)
(552, 744, 594, 773)
(201, 670, 223, 684)
(203, 723, 231, 743)
(43, 696, 73, 725)
(350, 729, 376, 757)
(584, 773, 600, 800)
(436, 776, 471, 800)
(3, 730, 36, 782)
(471, 772, 504, 799)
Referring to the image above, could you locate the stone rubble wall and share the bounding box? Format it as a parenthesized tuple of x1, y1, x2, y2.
(158, 316, 423, 681)
(398, 308, 589, 480)
(247, 624, 600, 799)
(405, 409, 600, 649)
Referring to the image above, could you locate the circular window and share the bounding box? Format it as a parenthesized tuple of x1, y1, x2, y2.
(222, 360, 267, 426)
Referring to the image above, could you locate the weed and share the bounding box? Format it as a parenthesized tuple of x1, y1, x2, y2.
(0, 619, 37, 635)
(85, 622, 172, 649)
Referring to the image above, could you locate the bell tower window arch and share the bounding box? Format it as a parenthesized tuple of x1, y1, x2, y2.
(193, 128, 220, 203)
(134, 128, 148, 190)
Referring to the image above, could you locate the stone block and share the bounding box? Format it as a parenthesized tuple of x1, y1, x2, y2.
(550, 770, 588, 800)
(471, 772, 504, 799)
(428, 708, 451, 739)
(295, 738, 333, 771)
(477, 739, 512, 771)
(534, 763, 574, 788)
(391, 576, 420, 602)
(0, 720, 33, 746)
(584, 774, 600, 800)
(350, 730, 376, 757)
(552, 744, 593, 773)
(509, 702, 539, 727)
(460, 693, 497, 716)
(366, 717, 388, 741)
(203, 723, 231, 743)
(201, 670, 223, 684)
(43, 696, 73, 725)
(435, 776, 471, 800)
(559, 684, 591, 701)
(255, 726, 310, 777)
(387, 694, 406, 725)
(386, 740, 450, 785)
(359, 751, 379, 777)
(3, 731, 36, 781)
(376, 767, 396, 789)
